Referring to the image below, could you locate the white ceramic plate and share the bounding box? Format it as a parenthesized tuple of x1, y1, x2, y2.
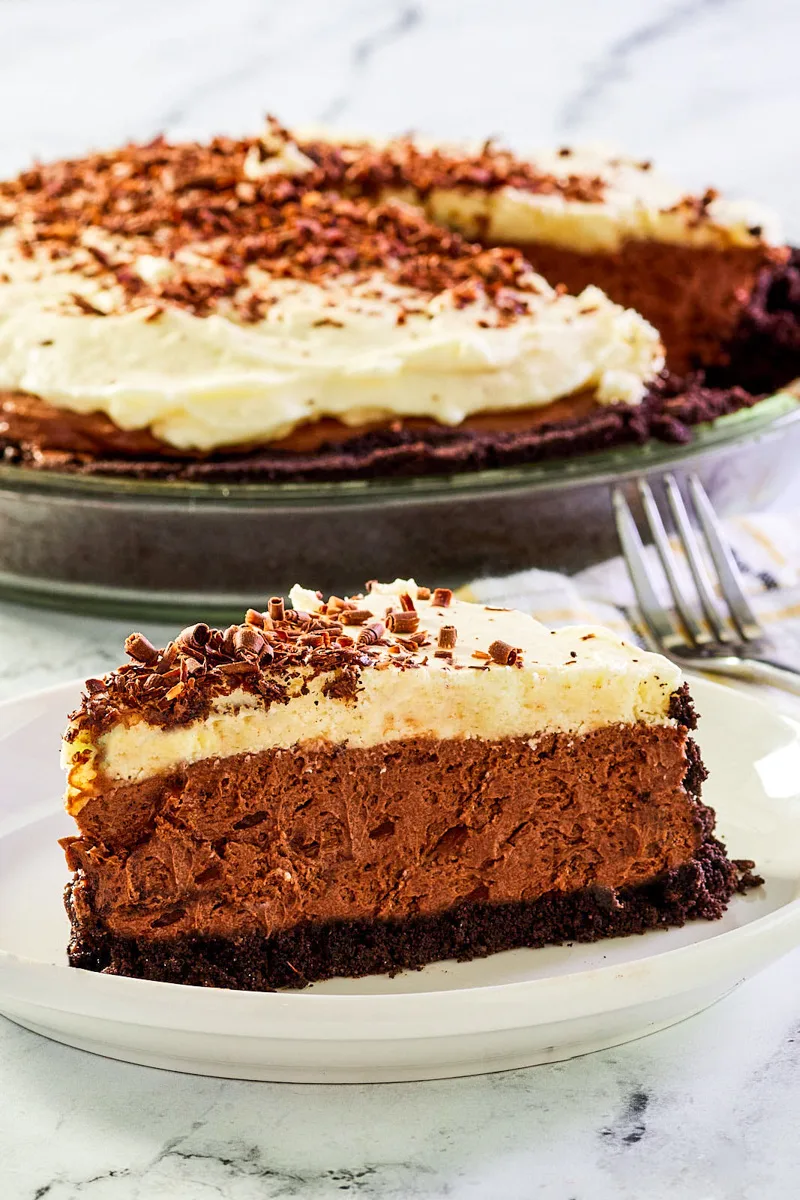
(1, 678, 800, 1083)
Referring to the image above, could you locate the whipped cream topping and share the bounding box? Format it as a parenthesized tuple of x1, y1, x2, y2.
(298, 129, 783, 253)
(418, 152, 780, 254)
(63, 579, 682, 798)
(0, 231, 662, 450)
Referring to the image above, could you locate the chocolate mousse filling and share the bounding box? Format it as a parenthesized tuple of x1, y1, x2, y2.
(493, 239, 785, 375)
(61, 704, 761, 990)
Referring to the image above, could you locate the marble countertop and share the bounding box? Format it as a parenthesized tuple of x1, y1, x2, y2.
(2, 945, 800, 1199)
(2, 0, 800, 238)
(3, 0, 800, 1195)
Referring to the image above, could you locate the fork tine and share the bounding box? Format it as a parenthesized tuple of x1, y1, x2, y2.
(612, 486, 683, 650)
(663, 474, 734, 644)
(688, 476, 763, 640)
(637, 478, 709, 646)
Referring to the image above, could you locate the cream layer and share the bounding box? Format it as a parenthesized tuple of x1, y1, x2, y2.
(302, 129, 782, 252)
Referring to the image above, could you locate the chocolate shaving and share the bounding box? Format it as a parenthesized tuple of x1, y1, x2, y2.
(70, 293, 106, 316)
(67, 586, 403, 737)
(340, 609, 372, 626)
(218, 660, 258, 676)
(358, 621, 385, 645)
(67, 581, 526, 740)
(437, 624, 457, 650)
(432, 587, 453, 607)
(488, 639, 517, 665)
(233, 626, 265, 656)
(322, 666, 361, 702)
(177, 622, 210, 648)
(124, 633, 158, 665)
(1, 121, 559, 325)
(386, 610, 420, 634)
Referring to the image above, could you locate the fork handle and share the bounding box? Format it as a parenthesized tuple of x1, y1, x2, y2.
(684, 655, 800, 697)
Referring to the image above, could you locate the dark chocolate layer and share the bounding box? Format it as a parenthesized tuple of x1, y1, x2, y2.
(495, 239, 781, 375)
(64, 835, 761, 990)
(63, 724, 708, 942)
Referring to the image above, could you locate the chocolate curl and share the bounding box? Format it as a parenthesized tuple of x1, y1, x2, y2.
(358, 621, 385, 645)
(233, 626, 265, 656)
(437, 624, 457, 650)
(340, 609, 372, 626)
(124, 633, 158, 664)
(176, 622, 210, 648)
(488, 639, 517, 665)
(386, 610, 420, 634)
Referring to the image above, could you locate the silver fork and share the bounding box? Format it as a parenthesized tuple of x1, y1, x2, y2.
(613, 473, 800, 695)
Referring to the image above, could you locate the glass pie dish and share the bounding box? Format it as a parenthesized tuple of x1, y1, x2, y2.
(1, 390, 798, 621)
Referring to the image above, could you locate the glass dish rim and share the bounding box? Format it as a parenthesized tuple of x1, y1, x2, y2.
(0, 389, 798, 509)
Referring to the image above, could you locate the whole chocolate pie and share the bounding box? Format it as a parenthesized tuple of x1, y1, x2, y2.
(1, 120, 798, 483)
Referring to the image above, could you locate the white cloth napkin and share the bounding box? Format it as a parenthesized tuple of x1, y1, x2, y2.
(462, 512, 800, 662)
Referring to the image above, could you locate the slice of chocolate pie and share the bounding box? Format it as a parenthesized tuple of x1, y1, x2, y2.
(60, 580, 759, 990)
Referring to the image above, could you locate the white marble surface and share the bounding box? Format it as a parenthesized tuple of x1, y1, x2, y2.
(1, 0, 800, 237)
(3, 0, 800, 1195)
(2, 951, 800, 1199)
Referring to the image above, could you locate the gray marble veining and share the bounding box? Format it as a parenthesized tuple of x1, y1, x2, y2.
(3, 0, 800, 1195)
(1, 0, 799, 234)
